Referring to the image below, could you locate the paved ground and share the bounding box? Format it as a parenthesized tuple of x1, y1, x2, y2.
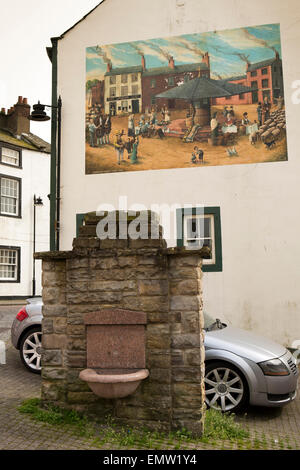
(0, 305, 299, 450)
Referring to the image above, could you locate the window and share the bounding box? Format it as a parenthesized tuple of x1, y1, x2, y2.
(251, 71, 257, 77)
(0, 145, 21, 167)
(151, 79, 156, 88)
(121, 74, 128, 84)
(239, 93, 245, 99)
(177, 207, 222, 272)
(0, 246, 20, 282)
(262, 68, 268, 75)
(151, 96, 156, 105)
(251, 81, 257, 88)
(131, 74, 138, 83)
(168, 77, 175, 86)
(109, 76, 116, 85)
(109, 87, 116, 97)
(121, 101, 128, 112)
(262, 79, 269, 88)
(0, 175, 21, 217)
(121, 86, 128, 97)
(132, 84, 138, 95)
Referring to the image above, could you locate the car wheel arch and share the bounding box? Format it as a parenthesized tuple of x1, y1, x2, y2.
(205, 349, 265, 394)
(17, 324, 42, 349)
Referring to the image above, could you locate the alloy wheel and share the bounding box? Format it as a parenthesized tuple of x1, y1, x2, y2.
(205, 366, 245, 412)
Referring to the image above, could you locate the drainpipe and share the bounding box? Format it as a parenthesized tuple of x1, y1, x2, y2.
(50, 38, 58, 251)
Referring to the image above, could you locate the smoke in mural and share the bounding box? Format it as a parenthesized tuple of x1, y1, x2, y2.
(85, 23, 287, 174)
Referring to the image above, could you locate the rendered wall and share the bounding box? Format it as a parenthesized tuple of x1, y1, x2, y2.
(56, 0, 300, 346)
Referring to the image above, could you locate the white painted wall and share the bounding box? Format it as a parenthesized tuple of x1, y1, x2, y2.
(0, 148, 50, 297)
(56, 0, 300, 346)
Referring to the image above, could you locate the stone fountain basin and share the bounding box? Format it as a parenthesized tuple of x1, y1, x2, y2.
(79, 368, 149, 399)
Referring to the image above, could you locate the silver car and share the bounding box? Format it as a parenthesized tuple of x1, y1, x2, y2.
(11, 298, 298, 413)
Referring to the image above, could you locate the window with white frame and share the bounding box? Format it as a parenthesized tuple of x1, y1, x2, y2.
(0, 247, 20, 281)
(1, 146, 21, 167)
(177, 207, 222, 272)
(184, 214, 215, 264)
(0, 176, 20, 216)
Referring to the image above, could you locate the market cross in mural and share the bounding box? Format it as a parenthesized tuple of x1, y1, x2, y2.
(85, 23, 287, 174)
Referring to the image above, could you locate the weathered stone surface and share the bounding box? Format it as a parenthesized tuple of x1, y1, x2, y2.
(170, 279, 199, 296)
(172, 367, 201, 383)
(89, 280, 136, 292)
(146, 311, 169, 323)
(138, 280, 168, 296)
(42, 305, 67, 318)
(90, 257, 118, 270)
(171, 334, 200, 349)
(147, 352, 171, 369)
(170, 295, 202, 311)
(42, 349, 62, 366)
(42, 319, 53, 334)
(67, 324, 85, 336)
(149, 368, 171, 384)
(67, 337, 86, 352)
(42, 334, 67, 350)
(146, 324, 170, 350)
(140, 296, 169, 312)
(66, 351, 86, 368)
(42, 367, 66, 381)
(168, 255, 202, 268)
(43, 287, 66, 305)
(171, 350, 184, 366)
(53, 318, 67, 334)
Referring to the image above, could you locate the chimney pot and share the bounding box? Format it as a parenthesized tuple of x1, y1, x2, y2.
(141, 54, 146, 71)
(169, 56, 175, 69)
(23, 97, 28, 105)
(18, 96, 23, 104)
(107, 62, 112, 72)
(1, 108, 5, 114)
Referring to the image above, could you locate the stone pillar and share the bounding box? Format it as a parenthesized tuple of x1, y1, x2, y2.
(168, 253, 205, 435)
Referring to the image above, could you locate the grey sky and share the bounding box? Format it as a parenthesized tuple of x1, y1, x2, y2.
(0, 0, 102, 142)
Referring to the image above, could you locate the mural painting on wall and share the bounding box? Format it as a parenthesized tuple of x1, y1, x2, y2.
(86, 23, 287, 174)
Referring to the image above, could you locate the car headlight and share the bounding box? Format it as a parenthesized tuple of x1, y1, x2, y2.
(258, 359, 290, 376)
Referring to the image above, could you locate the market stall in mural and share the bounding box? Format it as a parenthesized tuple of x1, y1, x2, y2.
(85, 23, 287, 174)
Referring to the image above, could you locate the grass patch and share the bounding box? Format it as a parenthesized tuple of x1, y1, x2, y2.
(18, 399, 249, 449)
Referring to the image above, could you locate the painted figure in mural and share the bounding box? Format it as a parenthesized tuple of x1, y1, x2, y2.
(104, 114, 111, 144)
(114, 130, 125, 165)
(130, 137, 139, 164)
(223, 106, 229, 118)
(263, 98, 271, 121)
(97, 114, 106, 146)
(128, 114, 135, 137)
(165, 110, 171, 125)
(229, 106, 235, 117)
(277, 95, 284, 110)
(191, 147, 204, 164)
(210, 112, 219, 145)
(88, 119, 96, 147)
(125, 137, 133, 159)
(257, 102, 263, 126)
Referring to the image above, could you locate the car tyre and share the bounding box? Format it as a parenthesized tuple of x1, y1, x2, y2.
(19, 327, 42, 374)
(205, 361, 249, 413)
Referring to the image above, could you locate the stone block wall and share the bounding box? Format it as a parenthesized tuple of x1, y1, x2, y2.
(36, 213, 208, 435)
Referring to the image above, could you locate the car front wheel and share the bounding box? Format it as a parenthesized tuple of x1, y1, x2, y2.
(19, 327, 42, 374)
(205, 361, 248, 413)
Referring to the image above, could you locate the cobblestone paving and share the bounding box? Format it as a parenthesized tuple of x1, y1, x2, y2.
(0, 343, 299, 450)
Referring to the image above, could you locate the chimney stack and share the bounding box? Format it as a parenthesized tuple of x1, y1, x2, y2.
(168, 56, 175, 69)
(141, 54, 146, 71)
(0, 97, 30, 136)
(202, 52, 210, 68)
(107, 61, 112, 72)
(275, 50, 279, 60)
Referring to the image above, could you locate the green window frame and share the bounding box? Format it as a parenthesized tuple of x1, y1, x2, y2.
(76, 213, 85, 237)
(176, 207, 223, 272)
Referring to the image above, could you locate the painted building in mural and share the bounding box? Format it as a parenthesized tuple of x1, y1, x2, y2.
(214, 52, 284, 106)
(0, 97, 50, 299)
(48, 0, 300, 347)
